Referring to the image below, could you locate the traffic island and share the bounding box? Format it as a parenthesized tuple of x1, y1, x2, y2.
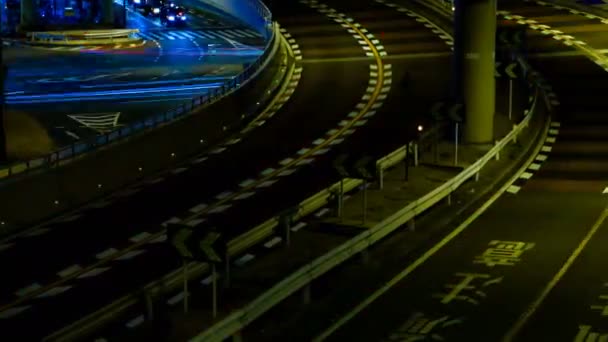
(0, 24, 287, 236)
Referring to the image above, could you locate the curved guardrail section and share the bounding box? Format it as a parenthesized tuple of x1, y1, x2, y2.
(191, 59, 553, 342)
(26, 29, 142, 45)
(45, 55, 553, 342)
(0, 14, 276, 183)
(197, 0, 272, 37)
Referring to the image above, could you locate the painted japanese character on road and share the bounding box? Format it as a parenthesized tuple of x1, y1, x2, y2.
(433, 273, 503, 305)
(473, 240, 535, 267)
(387, 312, 464, 341)
(590, 283, 608, 316)
(574, 325, 608, 342)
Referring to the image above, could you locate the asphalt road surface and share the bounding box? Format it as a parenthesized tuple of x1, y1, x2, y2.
(0, 0, 466, 339)
(274, 1, 608, 341)
(4, 5, 265, 147)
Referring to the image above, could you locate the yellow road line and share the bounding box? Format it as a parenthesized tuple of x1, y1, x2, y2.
(0, 20, 386, 313)
(502, 209, 608, 342)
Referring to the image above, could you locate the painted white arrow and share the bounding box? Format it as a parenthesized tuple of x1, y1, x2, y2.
(200, 232, 221, 263)
(172, 229, 193, 259)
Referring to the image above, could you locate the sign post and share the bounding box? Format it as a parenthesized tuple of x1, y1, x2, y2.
(354, 155, 374, 224)
(333, 154, 350, 219)
(211, 263, 217, 318)
(167, 224, 226, 319)
(183, 260, 189, 313)
(448, 103, 464, 166)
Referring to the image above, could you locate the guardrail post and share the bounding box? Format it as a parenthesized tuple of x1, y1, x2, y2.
(360, 248, 370, 265)
(512, 124, 518, 143)
(361, 182, 368, 225)
(414, 143, 419, 166)
(232, 331, 243, 342)
(301, 284, 311, 305)
(495, 140, 500, 161)
(447, 193, 452, 206)
(224, 253, 231, 289)
(475, 172, 480, 182)
(144, 290, 154, 321)
(338, 179, 344, 220)
(408, 219, 415, 232)
(378, 166, 384, 190)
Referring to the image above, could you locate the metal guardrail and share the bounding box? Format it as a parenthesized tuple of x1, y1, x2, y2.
(27, 29, 140, 44)
(0, 21, 278, 183)
(43, 177, 363, 341)
(191, 60, 550, 342)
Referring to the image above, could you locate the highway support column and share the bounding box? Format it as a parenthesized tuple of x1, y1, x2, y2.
(19, 0, 36, 30)
(453, 0, 497, 144)
(101, 0, 115, 26)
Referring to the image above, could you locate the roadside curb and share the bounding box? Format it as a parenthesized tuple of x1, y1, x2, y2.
(0, 27, 288, 238)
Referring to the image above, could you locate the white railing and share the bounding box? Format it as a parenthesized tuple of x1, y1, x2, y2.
(27, 29, 140, 45)
(43, 175, 363, 341)
(191, 63, 551, 342)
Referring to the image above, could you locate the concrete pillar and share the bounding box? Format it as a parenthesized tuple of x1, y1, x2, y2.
(20, 0, 37, 30)
(454, 0, 497, 144)
(101, 0, 114, 26)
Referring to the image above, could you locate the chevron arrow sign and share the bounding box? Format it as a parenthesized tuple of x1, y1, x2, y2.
(505, 62, 520, 79)
(168, 225, 194, 259)
(431, 102, 445, 120)
(354, 156, 375, 180)
(333, 154, 350, 178)
(200, 231, 223, 263)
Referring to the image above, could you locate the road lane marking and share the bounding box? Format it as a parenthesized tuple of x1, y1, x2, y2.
(313, 111, 553, 341)
(0, 1, 387, 315)
(502, 209, 608, 341)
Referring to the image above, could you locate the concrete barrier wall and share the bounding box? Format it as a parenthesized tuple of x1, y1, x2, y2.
(199, 0, 271, 36)
(0, 32, 283, 235)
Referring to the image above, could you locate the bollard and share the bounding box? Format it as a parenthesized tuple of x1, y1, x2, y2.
(361, 248, 370, 265)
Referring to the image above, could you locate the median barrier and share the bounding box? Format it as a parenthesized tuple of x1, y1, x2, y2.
(48, 57, 552, 341)
(190, 57, 554, 342)
(26, 29, 142, 45)
(43, 177, 363, 341)
(0, 22, 282, 234)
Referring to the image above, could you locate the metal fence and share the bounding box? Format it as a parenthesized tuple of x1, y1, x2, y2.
(0, 21, 276, 182)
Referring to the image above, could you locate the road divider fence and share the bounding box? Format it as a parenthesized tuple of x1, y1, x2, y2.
(48, 54, 553, 341)
(26, 29, 141, 45)
(195, 0, 272, 38)
(191, 59, 554, 341)
(0, 22, 278, 183)
(43, 178, 363, 341)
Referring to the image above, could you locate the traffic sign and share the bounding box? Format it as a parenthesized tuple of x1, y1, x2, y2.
(170, 226, 194, 259)
(496, 26, 526, 49)
(495, 61, 522, 79)
(333, 154, 350, 178)
(332, 154, 377, 181)
(167, 223, 226, 263)
(355, 156, 375, 180)
(448, 103, 464, 123)
(431, 102, 445, 121)
(430, 101, 464, 123)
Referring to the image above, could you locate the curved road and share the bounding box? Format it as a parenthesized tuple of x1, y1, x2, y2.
(4, 9, 265, 147)
(0, 0, 458, 340)
(237, 1, 608, 341)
